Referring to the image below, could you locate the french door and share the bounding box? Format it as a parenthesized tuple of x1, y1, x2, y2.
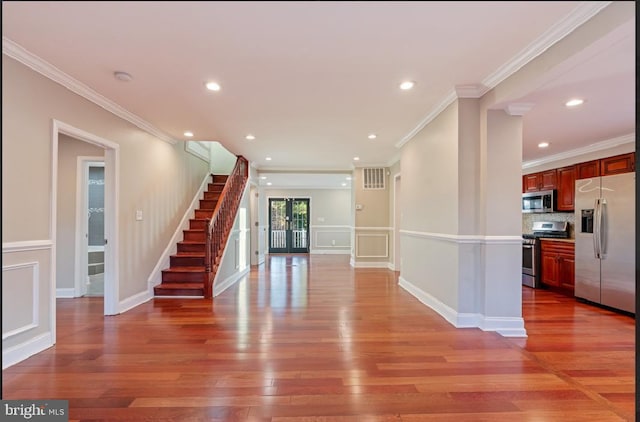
(269, 198, 309, 253)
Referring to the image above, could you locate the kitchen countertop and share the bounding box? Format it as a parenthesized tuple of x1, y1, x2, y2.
(538, 238, 575, 243)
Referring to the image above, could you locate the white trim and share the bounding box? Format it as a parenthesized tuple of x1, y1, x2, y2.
(313, 229, 351, 249)
(2, 332, 53, 370)
(2, 240, 53, 253)
(213, 267, 250, 297)
(56, 288, 75, 298)
(310, 249, 351, 255)
(355, 233, 389, 258)
(392, 173, 401, 273)
(147, 173, 212, 288)
(350, 260, 390, 268)
(119, 289, 153, 314)
(454, 84, 488, 98)
(395, 2, 612, 150)
(505, 103, 535, 116)
(2, 262, 39, 340)
(3, 37, 176, 145)
(482, 2, 612, 89)
(309, 225, 352, 229)
(399, 276, 527, 338)
(522, 133, 635, 170)
(185, 141, 211, 162)
(52, 119, 120, 321)
(400, 230, 522, 245)
(353, 227, 393, 231)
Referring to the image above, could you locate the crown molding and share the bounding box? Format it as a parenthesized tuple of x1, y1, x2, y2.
(505, 103, 535, 116)
(2, 36, 177, 145)
(482, 1, 612, 89)
(522, 132, 635, 169)
(454, 84, 489, 99)
(397, 1, 612, 150)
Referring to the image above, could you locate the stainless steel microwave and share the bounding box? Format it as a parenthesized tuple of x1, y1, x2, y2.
(522, 190, 555, 213)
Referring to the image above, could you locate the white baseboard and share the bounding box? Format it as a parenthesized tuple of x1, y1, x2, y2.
(213, 267, 250, 297)
(310, 249, 351, 255)
(350, 260, 390, 268)
(119, 289, 153, 313)
(56, 288, 76, 298)
(2, 332, 53, 369)
(398, 276, 526, 338)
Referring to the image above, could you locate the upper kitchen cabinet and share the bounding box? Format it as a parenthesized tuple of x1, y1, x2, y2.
(556, 165, 576, 211)
(600, 152, 635, 176)
(576, 152, 635, 180)
(523, 169, 557, 193)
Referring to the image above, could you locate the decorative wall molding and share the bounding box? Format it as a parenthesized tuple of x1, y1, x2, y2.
(2, 262, 39, 340)
(2, 36, 176, 145)
(310, 249, 351, 255)
(395, 1, 612, 150)
(400, 230, 522, 245)
(353, 227, 393, 231)
(313, 228, 351, 249)
(2, 240, 53, 253)
(504, 103, 535, 116)
(455, 84, 488, 98)
(522, 132, 635, 170)
(355, 233, 389, 258)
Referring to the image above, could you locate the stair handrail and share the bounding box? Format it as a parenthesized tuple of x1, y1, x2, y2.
(203, 155, 249, 298)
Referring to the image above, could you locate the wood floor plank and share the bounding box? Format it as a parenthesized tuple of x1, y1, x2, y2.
(2, 255, 635, 421)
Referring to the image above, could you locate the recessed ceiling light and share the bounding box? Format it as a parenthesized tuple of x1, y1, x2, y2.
(353, 157, 360, 161)
(265, 157, 272, 161)
(205, 81, 221, 91)
(565, 98, 584, 107)
(368, 134, 377, 140)
(266, 182, 272, 186)
(260, 176, 267, 180)
(245, 134, 255, 140)
(341, 183, 347, 187)
(183, 131, 194, 137)
(538, 142, 550, 148)
(114, 71, 132, 82)
(346, 176, 352, 181)
(399, 81, 415, 90)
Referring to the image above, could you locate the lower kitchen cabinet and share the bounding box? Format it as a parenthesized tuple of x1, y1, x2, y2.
(540, 240, 575, 294)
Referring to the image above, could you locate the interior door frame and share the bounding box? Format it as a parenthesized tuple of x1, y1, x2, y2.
(52, 120, 120, 332)
(268, 196, 310, 254)
(75, 157, 105, 297)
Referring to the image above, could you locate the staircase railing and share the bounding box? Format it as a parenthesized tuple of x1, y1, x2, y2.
(203, 155, 249, 298)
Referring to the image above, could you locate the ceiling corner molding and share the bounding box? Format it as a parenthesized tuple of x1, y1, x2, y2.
(454, 84, 489, 99)
(396, 2, 611, 152)
(394, 91, 457, 149)
(505, 103, 535, 116)
(482, 1, 612, 89)
(2, 36, 177, 145)
(522, 132, 635, 169)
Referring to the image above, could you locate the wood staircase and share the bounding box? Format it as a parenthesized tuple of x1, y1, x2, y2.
(154, 174, 227, 297)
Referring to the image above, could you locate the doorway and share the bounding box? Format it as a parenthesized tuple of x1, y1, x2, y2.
(77, 160, 105, 297)
(269, 198, 310, 253)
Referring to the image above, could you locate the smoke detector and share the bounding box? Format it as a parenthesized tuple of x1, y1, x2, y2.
(114, 71, 133, 82)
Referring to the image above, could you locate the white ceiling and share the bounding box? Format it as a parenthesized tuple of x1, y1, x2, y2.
(2, 1, 635, 180)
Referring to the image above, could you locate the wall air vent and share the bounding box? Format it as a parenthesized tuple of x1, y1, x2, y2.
(362, 167, 386, 190)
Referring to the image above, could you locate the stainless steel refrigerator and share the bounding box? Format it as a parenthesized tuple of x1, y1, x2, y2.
(574, 172, 635, 314)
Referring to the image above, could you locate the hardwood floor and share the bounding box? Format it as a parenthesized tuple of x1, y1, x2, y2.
(2, 255, 635, 421)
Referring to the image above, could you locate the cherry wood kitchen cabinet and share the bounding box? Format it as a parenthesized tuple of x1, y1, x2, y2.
(600, 152, 635, 176)
(576, 160, 600, 179)
(523, 169, 557, 193)
(556, 165, 576, 211)
(540, 240, 575, 294)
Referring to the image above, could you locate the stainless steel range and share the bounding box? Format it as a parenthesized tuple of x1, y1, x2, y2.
(522, 221, 569, 288)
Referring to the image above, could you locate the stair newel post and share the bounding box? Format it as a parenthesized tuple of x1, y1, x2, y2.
(204, 218, 212, 299)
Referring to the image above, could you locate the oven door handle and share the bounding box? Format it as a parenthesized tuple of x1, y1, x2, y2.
(523, 244, 533, 249)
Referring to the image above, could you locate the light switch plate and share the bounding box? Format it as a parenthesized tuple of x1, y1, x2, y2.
(136, 210, 143, 221)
